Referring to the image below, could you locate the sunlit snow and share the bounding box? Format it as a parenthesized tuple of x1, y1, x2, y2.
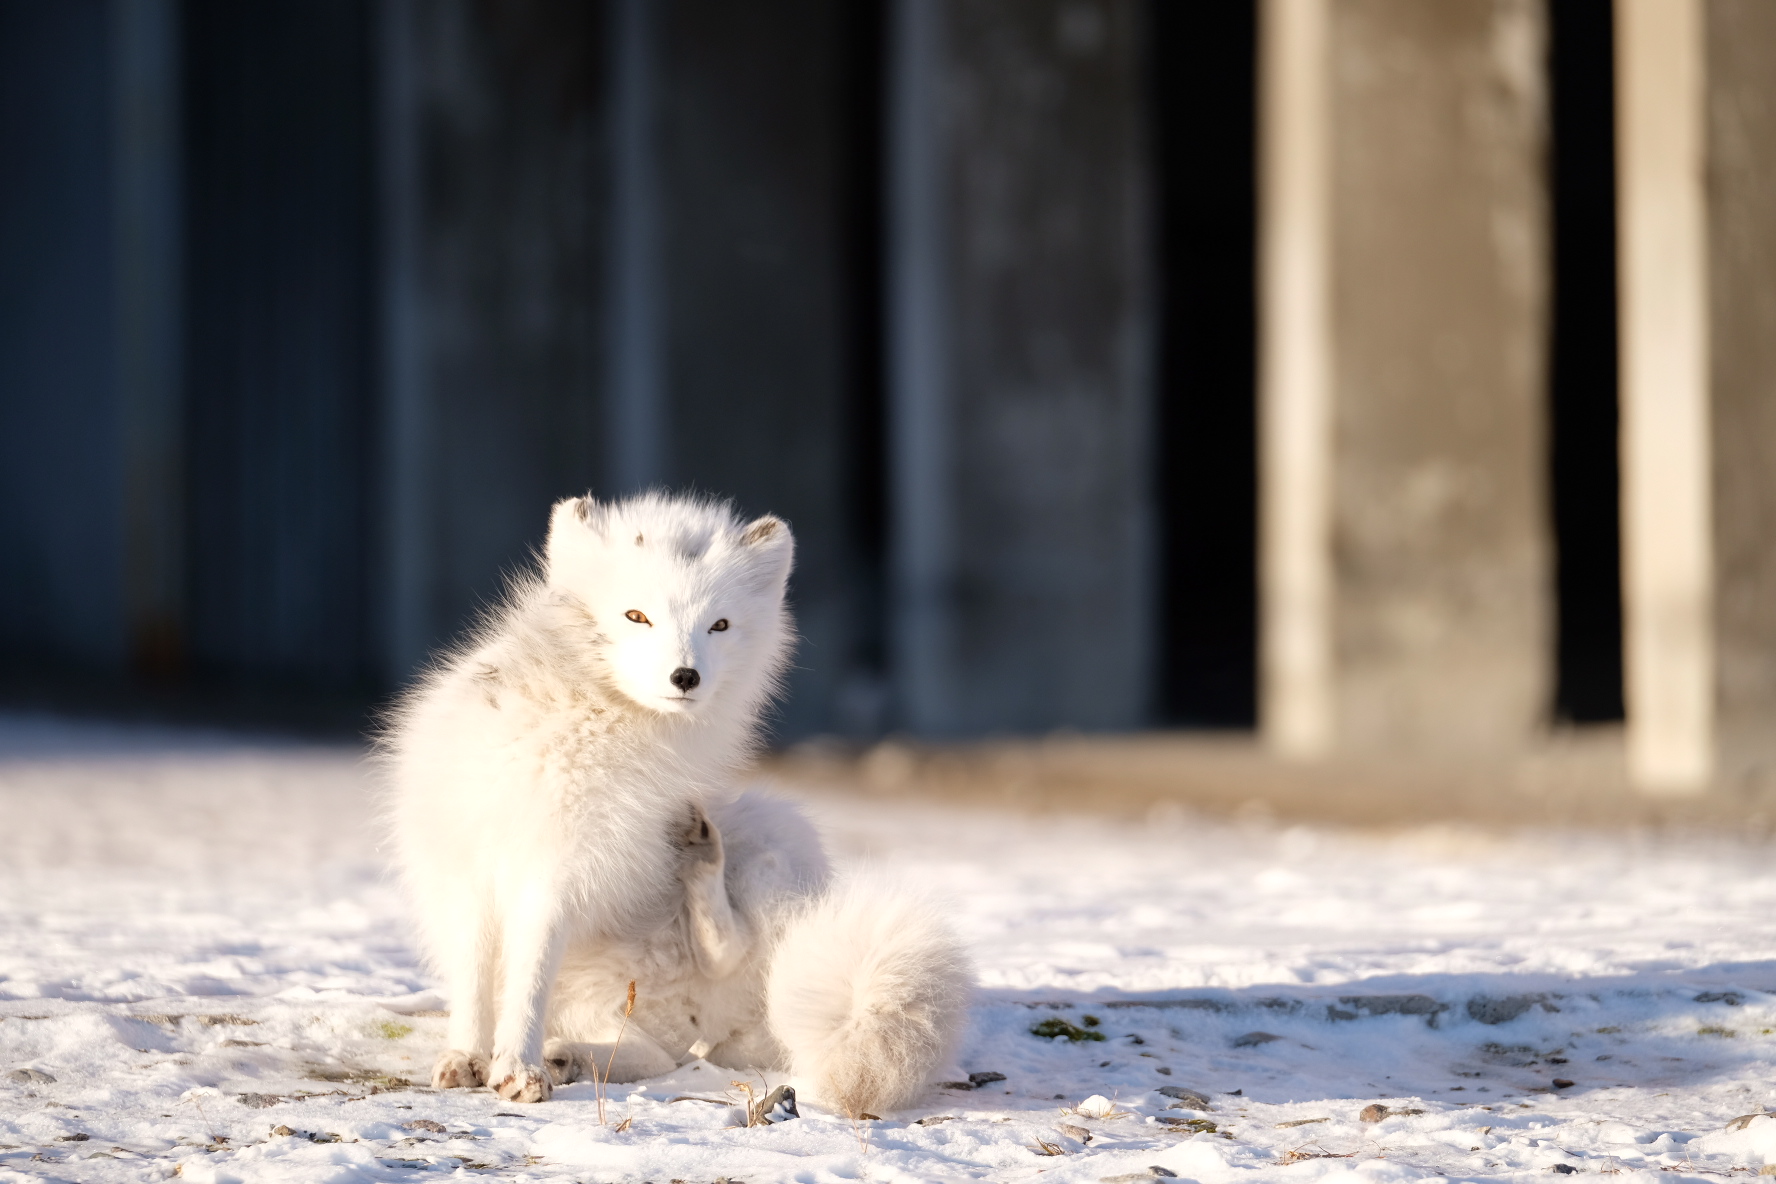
(3, 712, 1775, 1182)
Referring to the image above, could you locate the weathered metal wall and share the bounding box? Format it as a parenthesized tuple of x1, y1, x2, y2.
(0, 2, 125, 670)
(892, 0, 1155, 737)
(378, 0, 611, 684)
(380, 0, 873, 741)
(182, 0, 376, 688)
(658, 0, 876, 738)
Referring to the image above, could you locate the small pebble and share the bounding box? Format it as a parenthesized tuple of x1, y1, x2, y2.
(753, 1084, 798, 1124)
(1360, 1103, 1425, 1122)
(1155, 1086, 1212, 1108)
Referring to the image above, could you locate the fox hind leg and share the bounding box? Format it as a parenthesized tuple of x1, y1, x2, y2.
(679, 804, 748, 977)
(542, 1032, 678, 1085)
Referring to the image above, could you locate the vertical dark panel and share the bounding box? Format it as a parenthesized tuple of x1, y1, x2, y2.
(183, 0, 375, 688)
(838, 0, 892, 735)
(0, 2, 125, 670)
(895, 0, 1151, 736)
(393, 0, 608, 669)
(661, 0, 865, 739)
(1151, 0, 1258, 726)
(1548, 0, 1623, 722)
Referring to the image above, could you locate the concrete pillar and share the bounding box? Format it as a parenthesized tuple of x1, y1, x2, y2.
(1617, 0, 1776, 794)
(1259, 0, 1334, 756)
(1707, 1, 1776, 794)
(1615, 0, 1710, 792)
(889, 0, 1153, 736)
(1260, 0, 1554, 757)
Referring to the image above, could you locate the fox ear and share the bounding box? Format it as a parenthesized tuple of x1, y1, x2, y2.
(739, 514, 794, 588)
(546, 496, 606, 587)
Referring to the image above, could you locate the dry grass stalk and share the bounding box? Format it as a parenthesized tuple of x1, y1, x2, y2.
(732, 1078, 779, 1128)
(182, 1094, 225, 1146)
(595, 980, 637, 1127)
(848, 1109, 875, 1156)
(1277, 1141, 1355, 1165)
(729, 1074, 800, 1130)
(731, 1078, 758, 1124)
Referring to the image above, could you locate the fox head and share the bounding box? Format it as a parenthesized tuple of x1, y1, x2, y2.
(544, 493, 795, 719)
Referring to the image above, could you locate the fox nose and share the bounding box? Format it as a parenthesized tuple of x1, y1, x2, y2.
(670, 667, 701, 692)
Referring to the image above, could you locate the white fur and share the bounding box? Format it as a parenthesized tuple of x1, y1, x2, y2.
(767, 879, 973, 1115)
(381, 492, 972, 1113)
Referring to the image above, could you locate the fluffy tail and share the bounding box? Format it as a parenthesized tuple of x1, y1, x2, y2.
(764, 878, 973, 1116)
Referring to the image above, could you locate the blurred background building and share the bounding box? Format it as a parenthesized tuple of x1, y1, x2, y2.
(0, 0, 1771, 797)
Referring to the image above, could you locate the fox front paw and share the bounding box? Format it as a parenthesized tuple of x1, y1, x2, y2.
(490, 1053, 552, 1103)
(678, 804, 724, 871)
(432, 1049, 489, 1090)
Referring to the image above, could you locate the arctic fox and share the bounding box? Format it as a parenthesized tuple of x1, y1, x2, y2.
(382, 493, 971, 1115)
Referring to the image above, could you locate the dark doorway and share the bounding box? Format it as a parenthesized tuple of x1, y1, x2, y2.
(1149, 0, 1259, 727)
(839, 0, 891, 731)
(1548, 0, 1624, 723)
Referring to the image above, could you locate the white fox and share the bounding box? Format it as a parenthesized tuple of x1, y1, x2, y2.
(381, 493, 971, 1115)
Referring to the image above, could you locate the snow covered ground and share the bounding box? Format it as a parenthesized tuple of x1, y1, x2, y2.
(3, 713, 1776, 1183)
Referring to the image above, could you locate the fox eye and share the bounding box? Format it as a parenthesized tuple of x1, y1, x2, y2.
(709, 619, 729, 633)
(625, 610, 651, 625)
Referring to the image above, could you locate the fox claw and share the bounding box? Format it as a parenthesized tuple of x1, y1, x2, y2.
(490, 1054, 551, 1103)
(679, 804, 723, 868)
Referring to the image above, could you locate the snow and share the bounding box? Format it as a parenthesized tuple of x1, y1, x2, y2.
(3, 712, 1776, 1182)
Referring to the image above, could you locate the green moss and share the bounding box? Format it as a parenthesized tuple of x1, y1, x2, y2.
(375, 1020, 414, 1041)
(1030, 1017, 1106, 1043)
(1081, 1015, 1101, 1028)
(1699, 1026, 1737, 1038)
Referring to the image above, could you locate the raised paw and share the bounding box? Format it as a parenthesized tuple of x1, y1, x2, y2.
(432, 1049, 489, 1090)
(678, 803, 723, 870)
(490, 1053, 552, 1103)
